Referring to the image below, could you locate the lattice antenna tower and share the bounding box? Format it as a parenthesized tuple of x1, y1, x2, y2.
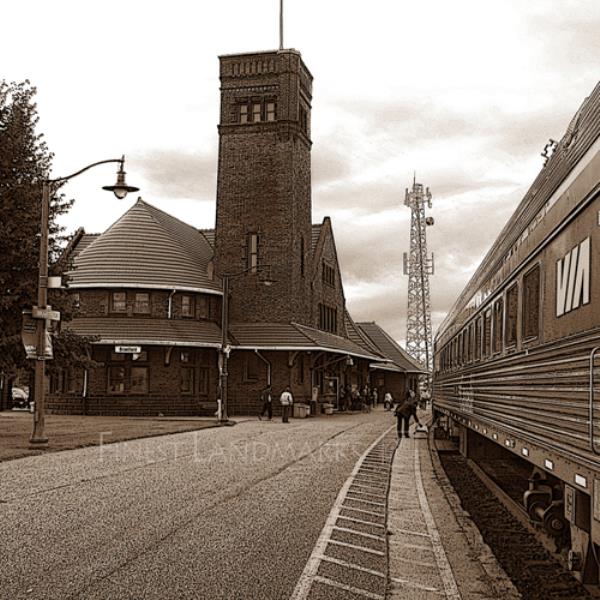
(403, 176, 435, 373)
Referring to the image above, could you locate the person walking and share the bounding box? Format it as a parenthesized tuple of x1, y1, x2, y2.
(383, 391, 393, 410)
(280, 386, 293, 423)
(371, 388, 378, 409)
(258, 385, 273, 420)
(395, 390, 421, 438)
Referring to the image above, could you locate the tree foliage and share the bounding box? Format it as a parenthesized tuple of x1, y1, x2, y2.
(0, 80, 94, 384)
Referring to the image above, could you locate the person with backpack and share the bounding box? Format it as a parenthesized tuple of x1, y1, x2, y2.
(395, 389, 421, 438)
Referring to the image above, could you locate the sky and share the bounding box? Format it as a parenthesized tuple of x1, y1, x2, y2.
(3, 0, 599, 346)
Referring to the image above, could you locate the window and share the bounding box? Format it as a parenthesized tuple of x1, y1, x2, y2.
(322, 262, 335, 286)
(130, 367, 148, 394)
(180, 351, 191, 364)
(493, 298, 503, 354)
(300, 237, 305, 277)
(252, 102, 261, 122)
(266, 101, 276, 121)
(134, 292, 150, 314)
(475, 317, 482, 361)
(244, 354, 260, 381)
(319, 303, 337, 334)
(108, 366, 126, 393)
(198, 367, 209, 395)
(111, 292, 126, 313)
(197, 296, 209, 319)
(181, 295, 194, 318)
(483, 309, 492, 358)
(506, 283, 518, 346)
(299, 106, 308, 133)
(523, 265, 540, 339)
(468, 323, 474, 363)
(240, 104, 248, 124)
(247, 233, 259, 273)
(180, 367, 194, 394)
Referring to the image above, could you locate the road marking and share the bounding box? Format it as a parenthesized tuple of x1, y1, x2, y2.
(337, 515, 386, 528)
(340, 506, 385, 518)
(312, 575, 384, 599)
(350, 482, 386, 491)
(317, 554, 386, 578)
(327, 538, 386, 556)
(290, 425, 395, 600)
(414, 445, 462, 600)
(332, 525, 386, 541)
(347, 489, 387, 499)
(345, 496, 386, 507)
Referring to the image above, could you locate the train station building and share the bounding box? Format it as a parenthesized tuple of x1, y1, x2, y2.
(47, 48, 425, 416)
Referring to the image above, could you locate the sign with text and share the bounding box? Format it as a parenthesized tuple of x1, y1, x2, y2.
(115, 345, 142, 354)
(21, 311, 53, 359)
(32, 306, 61, 321)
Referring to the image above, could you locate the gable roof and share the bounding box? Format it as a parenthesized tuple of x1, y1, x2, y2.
(66, 199, 221, 294)
(357, 322, 426, 373)
(344, 311, 382, 356)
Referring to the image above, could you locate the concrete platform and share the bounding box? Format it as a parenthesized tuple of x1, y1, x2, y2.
(387, 430, 521, 599)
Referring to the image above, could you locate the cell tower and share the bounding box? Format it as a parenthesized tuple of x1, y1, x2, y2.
(403, 176, 434, 372)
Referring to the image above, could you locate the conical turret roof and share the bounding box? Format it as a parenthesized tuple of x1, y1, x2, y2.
(67, 198, 220, 294)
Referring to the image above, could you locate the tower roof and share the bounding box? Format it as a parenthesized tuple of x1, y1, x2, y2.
(66, 198, 221, 294)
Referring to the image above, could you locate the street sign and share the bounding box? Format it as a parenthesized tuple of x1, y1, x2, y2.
(115, 345, 142, 354)
(21, 311, 53, 360)
(32, 306, 61, 321)
(47, 276, 62, 289)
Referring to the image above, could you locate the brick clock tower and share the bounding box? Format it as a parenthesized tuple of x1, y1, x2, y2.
(215, 49, 313, 324)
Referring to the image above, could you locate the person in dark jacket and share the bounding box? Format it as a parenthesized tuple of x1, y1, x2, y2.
(258, 385, 273, 420)
(395, 392, 421, 438)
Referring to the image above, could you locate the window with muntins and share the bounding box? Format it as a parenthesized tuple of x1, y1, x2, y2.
(134, 293, 150, 314)
(111, 292, 126, 313)
(247, 233, 259, 273)
(322, 262, 335, 287)
(181, 295, 194, 318)
(318, 303, 337, 334)
(483, 309, 492, 358)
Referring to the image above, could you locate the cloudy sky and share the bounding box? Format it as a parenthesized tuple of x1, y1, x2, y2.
(3, 1, 599, 345)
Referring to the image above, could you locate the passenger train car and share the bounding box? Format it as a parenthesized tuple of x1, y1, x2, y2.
(433, 81, 600, 583)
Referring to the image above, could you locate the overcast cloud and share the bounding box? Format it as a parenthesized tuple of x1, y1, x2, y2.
(3, 0, 599, 347)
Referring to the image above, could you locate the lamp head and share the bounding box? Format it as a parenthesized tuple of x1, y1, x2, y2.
(103, 156, 139, 199)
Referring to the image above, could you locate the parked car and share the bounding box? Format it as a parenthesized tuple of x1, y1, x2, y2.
(11, 386, 30, 409)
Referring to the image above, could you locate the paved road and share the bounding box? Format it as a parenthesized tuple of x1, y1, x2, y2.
(0, 410, 394, 599)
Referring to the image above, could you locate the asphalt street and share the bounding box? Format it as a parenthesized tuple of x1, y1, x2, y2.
(0, 410, 394, 600)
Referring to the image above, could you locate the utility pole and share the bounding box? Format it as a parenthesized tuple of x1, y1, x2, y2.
(403, 176, 434, 374)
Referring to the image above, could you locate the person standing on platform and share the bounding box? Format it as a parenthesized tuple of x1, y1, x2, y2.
(395, 393, 421, 438)
(258, 385, 273, 421)
(280, 386, 293, 423)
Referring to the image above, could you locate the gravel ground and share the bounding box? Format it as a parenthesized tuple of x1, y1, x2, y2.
(440, 451, 595, 600)
(0, 410, 394, 600)
(0, 411, 218, 462)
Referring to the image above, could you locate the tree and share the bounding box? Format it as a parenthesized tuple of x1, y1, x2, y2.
(0, 80, 93, 407)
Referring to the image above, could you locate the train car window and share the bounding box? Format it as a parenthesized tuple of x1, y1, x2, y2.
(493, 298, 503, 354)
(483, 309, 492, 358)
(523, 265, 540, 340)
(475, 317, 482, 361)
(469, 323, 475, 363)
(506, 283, 518, 347)
(464, 327, 471, 363)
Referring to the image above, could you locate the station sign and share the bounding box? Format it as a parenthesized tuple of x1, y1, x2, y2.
(115, 345, 142, 354)
(32, 306, 61, 321)
(21, 310, 53, 360)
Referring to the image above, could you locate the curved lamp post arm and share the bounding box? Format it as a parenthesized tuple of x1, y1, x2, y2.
(49, 157, 124, 184)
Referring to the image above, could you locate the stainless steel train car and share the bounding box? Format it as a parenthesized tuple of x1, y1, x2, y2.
(433, 81, 600, 583)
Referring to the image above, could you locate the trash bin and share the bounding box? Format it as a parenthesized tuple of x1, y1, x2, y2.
(323, 403, 334, 415)
(293, 403, 310, 418)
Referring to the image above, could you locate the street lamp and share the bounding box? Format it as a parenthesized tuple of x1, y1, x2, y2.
(219, 265, 274, 423)
(29, 156, 138, 446)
